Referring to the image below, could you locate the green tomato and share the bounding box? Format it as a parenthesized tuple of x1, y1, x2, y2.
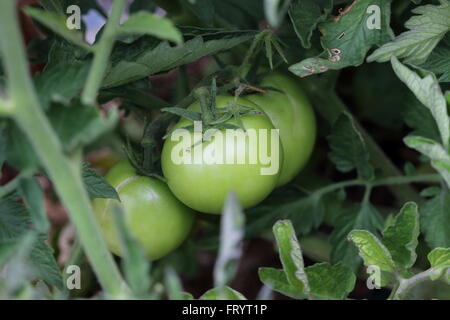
(246, 72, 316, 186)
(161, 95, 282, 214)
(93, 160, 195, 260)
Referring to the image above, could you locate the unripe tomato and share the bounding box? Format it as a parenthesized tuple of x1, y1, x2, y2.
(246, 72, 316, 186)
(93, 160, 195, 260)
(161, 95, 282, 214)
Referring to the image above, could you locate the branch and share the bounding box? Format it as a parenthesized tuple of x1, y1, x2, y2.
(0, 0, 128, 298)
(81, 0, 126, 105)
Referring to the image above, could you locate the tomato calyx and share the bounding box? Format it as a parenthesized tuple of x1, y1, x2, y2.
(162, 78, 262, 142)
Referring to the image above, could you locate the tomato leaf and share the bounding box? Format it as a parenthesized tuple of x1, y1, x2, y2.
(327, 112, 375, 180)
(420, 35, 450, 83)
(24, 7, 92, 52)
(258, 267, 305, 299)
(34, 61, 90, 110)
(428, 248, 450, 281)
(420, 191, 450, 248)
(47, 100, 118, 152)
(103, 29, 256, 88)
(304, 263, 356, 300)
(200, 286, 247, 300)
(368, 1, 450, 65)
(119, 12, 182, 45)
(288, 0, 333, 49)
(382, 202, 420, 270)
(392, 57, 450, 150)
(289, 0, 394, 77)
(348, 230, 396, 274)
(81, 163, 120, 200)
(0, 194, 63, 290)
(330, 203, 384, 271)
(272, 220, 309, 294)
(18, 177, 49, 233)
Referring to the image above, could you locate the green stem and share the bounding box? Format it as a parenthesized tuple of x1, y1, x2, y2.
(238, 30, 269, 79)
(302, 79, 424, 204)
(0, 0, 127, 298)
(81, 0, 126, 105)
(390, 268, 439, 300)
(313, 174, 441, 198)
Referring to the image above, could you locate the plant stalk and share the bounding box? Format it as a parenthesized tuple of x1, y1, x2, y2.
(81, 0, 126, 105)
(0, 0, 127, 298)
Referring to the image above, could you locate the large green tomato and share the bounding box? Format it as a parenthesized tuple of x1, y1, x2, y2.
(93, 160, 195, 260)
(161, 95, 282, 214)
(246, 72, 316, 186)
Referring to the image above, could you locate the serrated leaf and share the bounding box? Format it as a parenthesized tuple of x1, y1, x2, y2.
(103, 29, 256, 88)
(382, 202, 420, 269)
(120, 12, 182, 45)
(421, 191, 450, 248)
(200, 286, 247, 300)
(348, 230, 395, 273)
(213, 193, 245, 288)
(246, 192, 326, 238)
(162, 107, 202, 122)
(392, 57, 449, 149)
(427, 247, 450, 281)
(290, 0, 394, 77)
(258, 267, 305, 299)
(404, 136, 450, 161)
(19, 177, 49, 233)
(81, 164, 119, 200)
(288, 0, 333, 49)
(420, 35, 450, 82)
(272, 220, 309, 294)
(24, 7, 91, 51)
(30, 234, 64, 290)
(327, 112, 374, 180)
(420, 186, 441, 198)
(330, 203, 384, 271)
(368, 1, 450, 64)
(404, 97, 441, 142)
(1, 121, 39, 171)
(47, 100, 118, 152)
(304, 263, 356, 300)
(0, 195, 62, 289)
(34, 61, 90, 109)
(432, 160, 450, 189)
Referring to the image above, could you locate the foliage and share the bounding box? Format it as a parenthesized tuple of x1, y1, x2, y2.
(0, 0, 449, 301)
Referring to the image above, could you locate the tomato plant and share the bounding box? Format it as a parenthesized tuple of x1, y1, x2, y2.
(0, 0, 450, 304)
(93, 160, 195, 260)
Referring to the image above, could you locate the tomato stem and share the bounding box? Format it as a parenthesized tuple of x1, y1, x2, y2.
(81, 0, 126, 105)
(0, 0, 128, 298)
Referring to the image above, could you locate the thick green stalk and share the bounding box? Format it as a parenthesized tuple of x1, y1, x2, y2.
(0, 0, 127, 298)
(82, 0, 126, 105)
